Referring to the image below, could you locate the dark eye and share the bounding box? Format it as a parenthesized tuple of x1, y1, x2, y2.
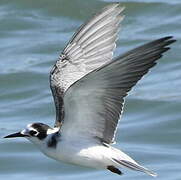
(29, 130, 37, 136)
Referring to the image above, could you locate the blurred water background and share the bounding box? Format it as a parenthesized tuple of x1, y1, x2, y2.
(0, 0, 180, 179)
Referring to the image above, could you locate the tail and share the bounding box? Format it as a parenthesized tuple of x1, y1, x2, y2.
(112, 158, 157, 177)
(107, 146, 157, 177)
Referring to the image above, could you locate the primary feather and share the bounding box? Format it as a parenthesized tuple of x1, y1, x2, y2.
(50, 3, 124, 128)
(61, 36, 175, 144)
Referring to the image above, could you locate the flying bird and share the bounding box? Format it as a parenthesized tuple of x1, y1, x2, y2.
(4, 3, 175, 177)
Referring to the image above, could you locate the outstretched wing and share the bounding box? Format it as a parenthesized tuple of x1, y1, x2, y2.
(50, 3, 124, 127)
(61, 37, 175, 144)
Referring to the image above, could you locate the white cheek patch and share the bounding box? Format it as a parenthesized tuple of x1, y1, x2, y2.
(27, 124, 33, 129)
(22, 127, 39, 136)
(21, 129, 29, 135)
(33, 131, 39, 136)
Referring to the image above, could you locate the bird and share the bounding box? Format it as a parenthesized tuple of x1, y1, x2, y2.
(4, 3, 175, 177)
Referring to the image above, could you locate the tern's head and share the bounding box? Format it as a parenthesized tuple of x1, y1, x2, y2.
(4, 123, 53, 145)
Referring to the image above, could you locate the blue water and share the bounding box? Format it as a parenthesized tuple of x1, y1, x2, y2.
(0, 0, 181, 179)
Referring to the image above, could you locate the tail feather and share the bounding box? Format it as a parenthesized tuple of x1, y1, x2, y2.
(112, 158, 157, 177)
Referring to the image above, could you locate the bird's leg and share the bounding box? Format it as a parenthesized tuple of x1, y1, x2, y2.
(107, 166, 123, 175)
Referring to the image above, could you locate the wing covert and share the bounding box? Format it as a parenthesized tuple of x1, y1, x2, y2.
(61, 37, 175, 144)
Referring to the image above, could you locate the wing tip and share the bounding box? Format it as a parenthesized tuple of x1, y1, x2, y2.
(104, 2, 125, 12)
(160, 36, 177, 45)
(142, 167, 157, 177)
(113, 158, 158, 177)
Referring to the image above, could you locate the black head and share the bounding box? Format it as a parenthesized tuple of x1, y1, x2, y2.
(4, 123, 52, 140)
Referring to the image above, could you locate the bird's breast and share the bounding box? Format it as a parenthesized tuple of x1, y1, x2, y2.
(43, 138, 115, 169)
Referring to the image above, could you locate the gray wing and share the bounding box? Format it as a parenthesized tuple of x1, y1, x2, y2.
(50, 3, 124, 127)
(61, 37, 175, 144)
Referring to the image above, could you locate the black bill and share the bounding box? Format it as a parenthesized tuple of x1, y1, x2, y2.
(4, 132, 28, 138)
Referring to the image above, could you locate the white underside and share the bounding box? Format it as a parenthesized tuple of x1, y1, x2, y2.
(28, 133, 156, 177)
(37, 137, 135, 169)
